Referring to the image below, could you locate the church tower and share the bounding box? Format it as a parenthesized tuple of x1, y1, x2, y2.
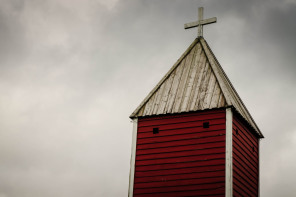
(129, 7, 264, 197)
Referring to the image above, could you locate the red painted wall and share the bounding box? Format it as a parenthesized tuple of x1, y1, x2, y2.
(232, 115, 259, 197)
(133, 109, 226, 197)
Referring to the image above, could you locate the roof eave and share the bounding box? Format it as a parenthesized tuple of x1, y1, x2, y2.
(200, 38, 263, 138)
(231, 106, 264, 138)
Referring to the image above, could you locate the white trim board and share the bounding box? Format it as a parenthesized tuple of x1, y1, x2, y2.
(258, 139, 261, 197)
(225, 108, 233, 197)
(128, 118, 138, 197)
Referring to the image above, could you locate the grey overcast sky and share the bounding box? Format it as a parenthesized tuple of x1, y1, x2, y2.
(0, 0, 295, 196)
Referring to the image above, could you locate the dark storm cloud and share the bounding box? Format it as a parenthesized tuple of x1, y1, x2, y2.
(208, 0, 296, 75)
(203, 1, 296, 195)
(0, 0, 27, 68)
(262, 3, 296, 72)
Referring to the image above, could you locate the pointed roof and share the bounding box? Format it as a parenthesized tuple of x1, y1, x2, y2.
(130, 37, 263, 138)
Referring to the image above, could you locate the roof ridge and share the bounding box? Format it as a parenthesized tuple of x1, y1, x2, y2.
(130, 37, 263, 138)
(200, 38, 263, 137)
(199, 38, 232, 106)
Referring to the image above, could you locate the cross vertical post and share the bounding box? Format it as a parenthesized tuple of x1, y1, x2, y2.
(198, 7, 203, 37)
(184, 7, 217, 37)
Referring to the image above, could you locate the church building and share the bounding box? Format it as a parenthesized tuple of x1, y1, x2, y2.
(129, 7, 264, 197)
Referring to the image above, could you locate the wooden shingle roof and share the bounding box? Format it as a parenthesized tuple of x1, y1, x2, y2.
(130, 37, 263, 138)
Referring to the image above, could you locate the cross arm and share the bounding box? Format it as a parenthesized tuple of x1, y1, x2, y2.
(184, 17, 217, 29)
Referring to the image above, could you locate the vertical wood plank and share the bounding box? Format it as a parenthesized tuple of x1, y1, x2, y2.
(188, 51, 207, 111)
(143, 93, 156, 116)
(130, 39, 199, 118)
(209, 81, 221, 109)
(202, 71, 216, 109)
(180, 43, 201, 112)
(218, 94, 226, 108)
(195, 62, 211, 110)
(200, 38, 232, 106)
(138, 105, 145, 116)
(225, 108, 233, 197)
(157, 70, 176, 114)
(165, 59, 186, 113)
(172, 47, 195, 113)
(151, 82, 166, 115)
(128, 118, 138, 197)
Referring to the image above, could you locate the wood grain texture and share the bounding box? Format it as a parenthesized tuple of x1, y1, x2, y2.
(130, 37, 263, 138)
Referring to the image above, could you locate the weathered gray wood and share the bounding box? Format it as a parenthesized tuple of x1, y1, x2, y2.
(143, 92, 155, 115)
(201, 38, 263, 137)
(151, 80, 166, 115)
(202, 71, 216, 109)
(194, 61, 210, 110)
(186, 44, 203, 111)
(184, 7, 217, 37)
(130, 39, 199, 118)
(130, 37, 263, 138)
(217, 93, 223, 108)
(188, 50, 207, 110)
(198, 7, 204, 38)
(138, 105, 145, 116)
(172, 48, 194, 113)
(209, 81, 221, 109)
(202, 66, 214, 110)
(200, 38, 232, 106)
(219, 94, 226, 107)
(164, 60, 185, 113)
(184, 18, 217, 29)
(180, 44, 200, 112)
(157, 70, 175, 114)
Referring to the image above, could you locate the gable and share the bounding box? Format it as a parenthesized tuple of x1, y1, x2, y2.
(130, 37, 263, 138)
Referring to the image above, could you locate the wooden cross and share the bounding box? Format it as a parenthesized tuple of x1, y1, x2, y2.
(184, 7, 217, 37)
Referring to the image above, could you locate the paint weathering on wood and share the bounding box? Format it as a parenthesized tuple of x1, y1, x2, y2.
(133, 41, 225, 116)
(130, 37, 263, 138)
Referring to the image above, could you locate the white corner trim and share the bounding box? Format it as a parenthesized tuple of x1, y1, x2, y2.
(225, 108, 233, 197)
(128, 118, 138, 197)
(258, 139, 261, 197)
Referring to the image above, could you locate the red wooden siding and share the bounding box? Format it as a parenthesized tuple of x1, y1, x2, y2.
(232, 115, 259, 197)
(134, 109, 226, 197)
